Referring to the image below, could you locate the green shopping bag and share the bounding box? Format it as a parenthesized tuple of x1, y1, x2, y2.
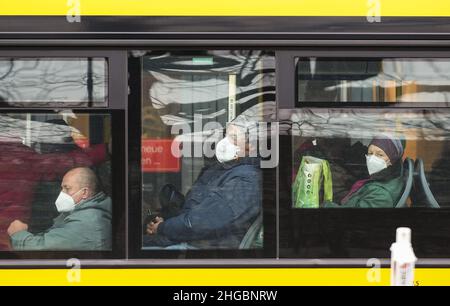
(293, 156, 333, 208)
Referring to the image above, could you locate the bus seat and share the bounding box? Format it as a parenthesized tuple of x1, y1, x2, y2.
(413, 158, 440, 208)
(395, 158, 414, 208)
(239, 213, 263, 250)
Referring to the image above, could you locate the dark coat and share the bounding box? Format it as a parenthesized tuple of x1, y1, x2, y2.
(324, 162, 404, 208)
(156, 158, 262, 249)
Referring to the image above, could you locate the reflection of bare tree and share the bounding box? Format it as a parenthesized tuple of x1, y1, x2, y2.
(0, 114, 78, 146)
(283, 109, 450, 141)
(0, 58, 106, 105)
(0, 60, 13, 80)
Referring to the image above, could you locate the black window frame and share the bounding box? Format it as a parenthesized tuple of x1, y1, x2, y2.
(0, 50, 125, 109)
(3, 46, 450, 265)
(0, 49, 128, 260)
(277, 48, 450, 260)
(278, 49, 450, 109)
(127, 50, 278, 259)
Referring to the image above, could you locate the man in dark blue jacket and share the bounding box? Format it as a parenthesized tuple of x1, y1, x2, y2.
(145, 121, 262, 249)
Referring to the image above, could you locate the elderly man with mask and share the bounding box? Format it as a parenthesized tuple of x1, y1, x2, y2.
(7, 167, 112, 251)
(144, 118, 263, 249)
(0, 115, 108, 251)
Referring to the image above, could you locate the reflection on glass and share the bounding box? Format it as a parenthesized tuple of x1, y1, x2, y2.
(0, 58, 107, 106)
(285, 109, 450, 208)
(297, 58, 450, 104)
(0, 113, 112, 251)
(140, 50, 276, 251)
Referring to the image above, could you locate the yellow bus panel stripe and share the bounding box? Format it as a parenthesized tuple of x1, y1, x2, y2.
(1, 0, 450, 17)
(0, 268, 448, 286)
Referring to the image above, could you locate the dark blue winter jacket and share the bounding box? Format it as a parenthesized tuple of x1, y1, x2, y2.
(157, 157, 262, 249)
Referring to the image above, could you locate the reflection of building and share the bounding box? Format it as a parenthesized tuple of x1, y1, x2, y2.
(298, 58, 450, 104)
(142, 105, 171, 138)
(144, 51, 275, 132)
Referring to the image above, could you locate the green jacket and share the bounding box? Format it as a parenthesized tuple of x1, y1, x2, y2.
(324, 163, 404, 209)
(11, 192, 112, 251)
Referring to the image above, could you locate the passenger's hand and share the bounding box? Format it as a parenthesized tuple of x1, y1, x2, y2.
(7, 220, 29, 236)
(146, 217, 164, 235)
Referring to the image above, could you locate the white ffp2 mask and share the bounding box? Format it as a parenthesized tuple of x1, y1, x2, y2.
(366, 154, 388, 176)
(55, 189, 83, 213)
(215, 137, 240, 163)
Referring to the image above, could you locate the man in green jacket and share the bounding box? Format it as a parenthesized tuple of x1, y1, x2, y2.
(7, 167, 112, 250)
(324, 135, 405, 208)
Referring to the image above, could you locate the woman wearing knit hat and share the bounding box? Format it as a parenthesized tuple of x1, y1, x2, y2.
(325, 134, 405, 208)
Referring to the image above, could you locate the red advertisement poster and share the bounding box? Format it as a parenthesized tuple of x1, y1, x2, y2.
(141, 139, 181, 173)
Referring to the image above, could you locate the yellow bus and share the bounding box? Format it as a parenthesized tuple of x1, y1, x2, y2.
(1, 0, 450, 286)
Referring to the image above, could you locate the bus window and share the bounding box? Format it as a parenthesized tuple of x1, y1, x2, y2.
(288, 108, 450, 209)
(0, 58, 108, 107)
(140, 50, 276, 253)
(297, 58, 450, 105)
(1, 112, 113, 252)
(279, 108, 450, 258)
